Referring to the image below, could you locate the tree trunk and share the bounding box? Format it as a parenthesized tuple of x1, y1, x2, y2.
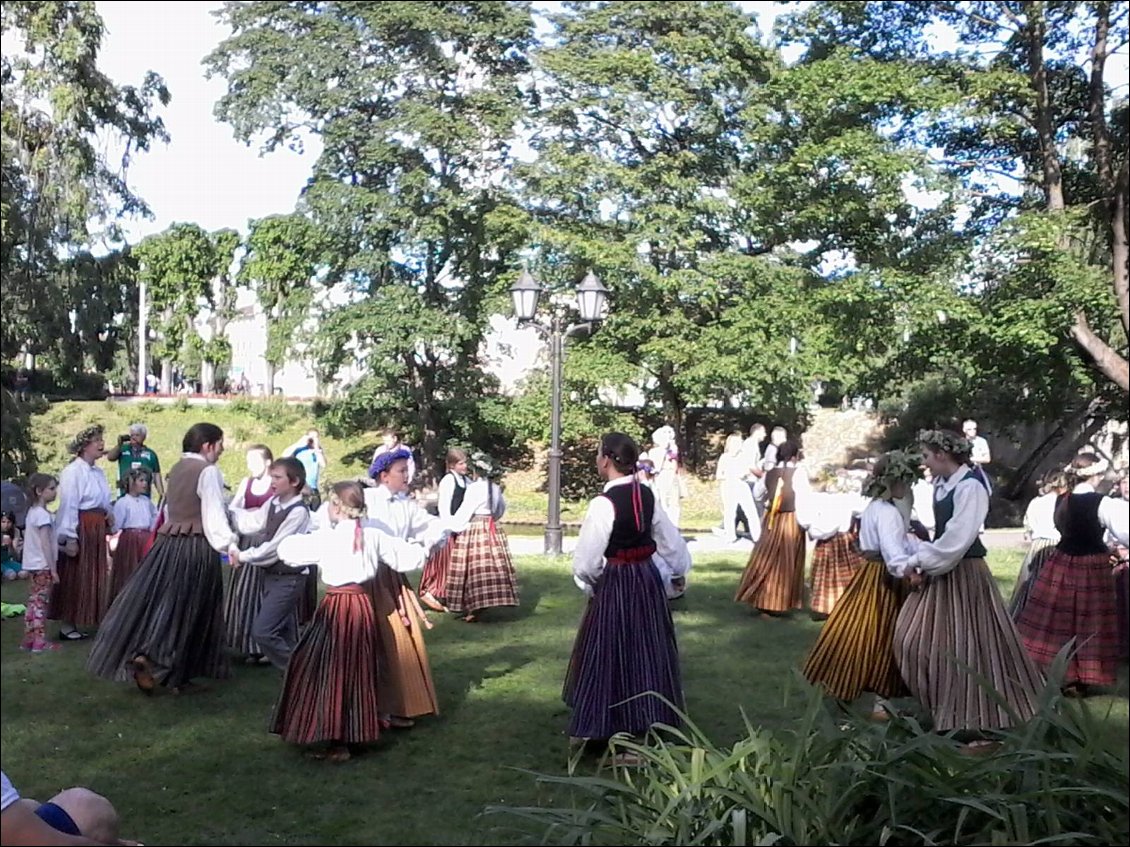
(1071, 313, 1130, 391)
(201, 361, 215, 395)
(1003, 397, 1107, 499)
(657, 365, 685, 459)
(1024, 1, 1066, 212)
(160, 360, 171, 394)
(265, 361, 276, 397)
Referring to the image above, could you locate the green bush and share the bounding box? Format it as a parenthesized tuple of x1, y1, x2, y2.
(490, 658, 1128, 846)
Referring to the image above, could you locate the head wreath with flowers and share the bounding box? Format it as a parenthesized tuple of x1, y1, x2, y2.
(863, 450, 922, 500)
(328, 489, 366, 521)
(370, 447, 412, 478)
(470, 451, 505, 479)
(918, 429, 972, 461)
(67, 424, 105, 456)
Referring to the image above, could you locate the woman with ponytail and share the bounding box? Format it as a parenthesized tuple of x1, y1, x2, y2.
(564, 432, 691, 752)
(272, 482, 430, 762)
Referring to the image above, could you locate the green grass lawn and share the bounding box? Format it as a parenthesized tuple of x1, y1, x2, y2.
(1, 548, 1126, 846)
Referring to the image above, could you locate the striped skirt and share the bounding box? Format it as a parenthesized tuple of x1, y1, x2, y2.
(443, 517, 518, 614)
(369, 566, 439, 719)
(224, 560, 266, 657)
(109, 528, 150, 603)
(1008, 538, 1057, 619)
(734, 511, 805, 613)
(270, 584, 381, 745)
(895, 558, 1043, 732)
(564, 558, 682, 740)
(803, 560, 908, 701)
(808, 532, 863, 617)
(51, 510, 110, 628)
(86, 534, 229, 688)
(418, 535, 455, 600)
(1015, 550, 1120, 687)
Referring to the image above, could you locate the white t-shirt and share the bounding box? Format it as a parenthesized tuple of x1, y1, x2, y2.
(21, 504, 57, 571)
(1, 770, 19, 812)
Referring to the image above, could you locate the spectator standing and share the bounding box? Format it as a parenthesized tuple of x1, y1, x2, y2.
(104, 424, 163, 500)
(368, 429, 417, 484)
(284, 429, 327, 509)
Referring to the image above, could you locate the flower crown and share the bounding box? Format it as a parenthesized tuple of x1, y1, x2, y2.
(328, 490, 366, 521)
(863, 449, 922, 500)
(67, 424, 105, 456)
(918, 429, 971, 460)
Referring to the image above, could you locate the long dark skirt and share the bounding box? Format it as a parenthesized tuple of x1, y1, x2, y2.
(564, 559, 682, 740)
(224, 561, 266, 657)
(803, 560, 908, 701)
(86, 534, 229, 688)
(271, 585, 381, 746)
(51, 510, 110, 628)
(299, 569, 319, 626)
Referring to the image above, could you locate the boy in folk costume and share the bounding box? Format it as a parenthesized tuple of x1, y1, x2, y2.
(895, 430, 1043, 743)
(88, 423, 239, 695)
(228, 458, 312, 671)
(108, 469, 158, 602)
(803, 451, 919, 716)
(418, 447, 470, 613)
(442, 452, 518, 622)
(796, 483, 867, 619)
(565, 432, 691, 756)
(364, 448, 448, 728)
(1014, 456, 1129, 696)
(53, 425, 116, 639)
(272, 482, 431, 762)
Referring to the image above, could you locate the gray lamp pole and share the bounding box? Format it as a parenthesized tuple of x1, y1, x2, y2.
(511, 269, 609, 555)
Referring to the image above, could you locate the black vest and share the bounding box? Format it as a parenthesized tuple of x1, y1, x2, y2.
(933, 475, 987, 560)
(1055, 492, 1108, 556)
(601, 482, 655, 558)
(765, 466, 797, 513)
(445, 472, 469, 515)
(261, 499, 310, 575)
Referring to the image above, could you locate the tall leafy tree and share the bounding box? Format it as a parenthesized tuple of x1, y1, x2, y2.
(207, 1, 535, 470)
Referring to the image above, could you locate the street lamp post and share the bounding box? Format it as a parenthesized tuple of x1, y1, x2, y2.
(511, 269, 609, 555)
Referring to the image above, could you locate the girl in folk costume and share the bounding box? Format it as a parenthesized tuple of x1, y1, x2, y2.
(87, 423, 239, 695)
(363, 448, 447, 728)
(1009, 469, 1070, 618)
(895, 430, 1044, 738)
(20, 474, 60, 653)
(797, 485, 867, 619)
(735, 441, 810, 617)
(565, 432, 692, 747)
(271, 482, 431, 762)
(53, 425, 115, 639)
(802, 452, 918, 714)
(716, 433, 761, 545)
(228, 458, 313, 672)
(443, 452, 518, 622)
(646, 425, 686, 530)
(224, 444, 275, 662)
(418, 447, 469, 613)
(108, 469, 158, 602)
(1015, 457, 1129, 696)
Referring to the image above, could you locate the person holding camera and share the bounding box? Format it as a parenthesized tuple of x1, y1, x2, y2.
(104, 424, 163, 500)
(282, 429, 326, 509)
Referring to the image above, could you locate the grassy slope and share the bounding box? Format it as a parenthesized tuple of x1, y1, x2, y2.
(1, 549, 1126, 846)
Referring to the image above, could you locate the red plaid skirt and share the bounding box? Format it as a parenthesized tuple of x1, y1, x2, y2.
(51, 510, 110, 628)
(443, 517, 518, 614)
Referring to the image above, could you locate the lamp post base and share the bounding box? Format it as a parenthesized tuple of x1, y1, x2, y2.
(544, 526, 564, 556)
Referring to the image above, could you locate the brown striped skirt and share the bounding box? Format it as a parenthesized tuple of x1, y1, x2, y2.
(734, 511, 805, 613)
(418, 533, 455, 600)
(51, 509, 110, 628)
(895, 558, 1044, 732)
(808, 531, 864, 616)
(1008, 538, 1057, 619)
(369, 566, 439, 719)
(270, 584, 381, 745)
(1015, 549, 1120, 687)
(443, 517, 518, 615)
(803, 559, 908, 701)
(109, 528, 150, 602)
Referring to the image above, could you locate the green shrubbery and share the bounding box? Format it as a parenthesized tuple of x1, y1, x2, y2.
(492, 666, 1128, 845)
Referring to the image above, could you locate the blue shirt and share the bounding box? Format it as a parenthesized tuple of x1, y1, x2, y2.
(294, 446, 321, 489)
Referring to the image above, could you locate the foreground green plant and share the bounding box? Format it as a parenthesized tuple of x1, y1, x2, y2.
(490, 657, 1129, 846)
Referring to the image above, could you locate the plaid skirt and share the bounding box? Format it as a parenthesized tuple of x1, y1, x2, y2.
(895, 558, 1043, 732)
(735, 511, 805, 613)
(369, 566, 439, 719)
(808, 531, 863, 616)
(271, 584, 381, 745)
(51, 510, 110, 628)
(803, 560, 908, 701)
(443, 517, 518, 614)
(109, 528, 150, 602)
(1015, 549, 1120, 687)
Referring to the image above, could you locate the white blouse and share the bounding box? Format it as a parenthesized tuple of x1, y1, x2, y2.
(112, 494, 157, 532)
(905, 465, 989, 576)
(796, 491, 866, 542)
(858, 499, 921, 577)
(277, 518, 428, 586)
(572, 476, 692, 590)
(1099, 497, 1129, 548)
(363, 484, 447, 555)
(1023, 491, 1060, 542)
(230, 496, 312, 567)
(447, 479, 506, 533)
(56, 458, 113, 540)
